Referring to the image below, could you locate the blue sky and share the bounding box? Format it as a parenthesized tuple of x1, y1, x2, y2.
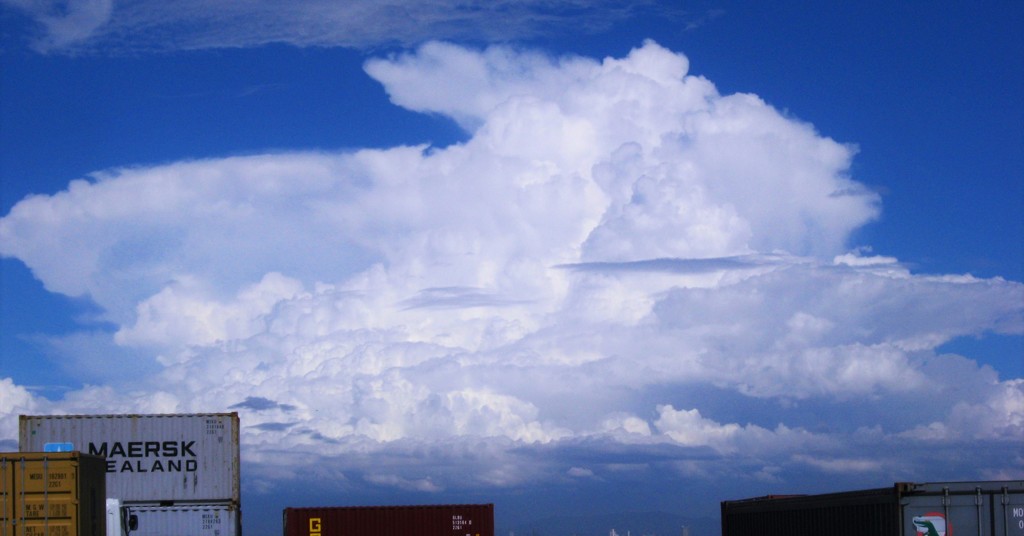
(1, 2, 1022, 535)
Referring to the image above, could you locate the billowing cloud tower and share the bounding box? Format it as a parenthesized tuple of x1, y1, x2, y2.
(1, 41, 1021, 498)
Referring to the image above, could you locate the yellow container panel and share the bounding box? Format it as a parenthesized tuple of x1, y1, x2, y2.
(13, 460, 78, 494)
(20, 495, 77, 519)
(20, 520, 76, 536)
(1, 457, 15, 532)
(0, 452, 105, 536)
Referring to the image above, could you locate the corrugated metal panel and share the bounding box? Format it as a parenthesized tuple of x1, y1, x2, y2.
(721, 481, 1024, 536)
(1, 451, 107, 536)
(901, 481, 1024, 536)
(19, 414, 240, 504)
(721, 487, 898, 536)
(121, 503, 240, 536)
(283, 503, 494, 536)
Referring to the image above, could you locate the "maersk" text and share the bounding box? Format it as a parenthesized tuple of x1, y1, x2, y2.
(88, 441, 199, 473)
(88, 441, 197, 458)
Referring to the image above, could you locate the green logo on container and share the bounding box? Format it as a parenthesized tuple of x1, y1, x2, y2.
(913, 513, 950, 536)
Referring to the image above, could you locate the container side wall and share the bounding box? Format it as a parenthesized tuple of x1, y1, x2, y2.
(283, 504, 494, 536)
(123, 503, 240, 536)
(720, 482, 1024, 536)
(19, 414, 240, 503)
(721, 487, 899, 536)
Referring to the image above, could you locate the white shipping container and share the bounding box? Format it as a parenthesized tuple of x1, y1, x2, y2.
(20, 413, 240, 503)
(121, 503, 240, 536)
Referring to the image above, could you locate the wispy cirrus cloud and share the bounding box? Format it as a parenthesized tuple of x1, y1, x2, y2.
(2, 0, 678, 54)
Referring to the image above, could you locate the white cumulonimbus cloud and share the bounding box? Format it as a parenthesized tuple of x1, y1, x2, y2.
(1, 41, 1022, 491)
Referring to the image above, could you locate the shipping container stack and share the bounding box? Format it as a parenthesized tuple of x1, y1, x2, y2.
(19, 413, 241, 536)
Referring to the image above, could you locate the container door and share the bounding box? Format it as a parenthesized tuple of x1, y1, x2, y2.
(904, 487, 992, 536)
(1, 459, 11, 533)
(998, 487, 1024, 536)
(13, 457, 82, 536)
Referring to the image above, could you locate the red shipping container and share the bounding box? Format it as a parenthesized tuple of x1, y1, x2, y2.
(283, 503, 494, 536)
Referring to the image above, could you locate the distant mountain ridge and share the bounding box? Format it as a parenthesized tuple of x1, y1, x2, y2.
(505, 510, 718, 536)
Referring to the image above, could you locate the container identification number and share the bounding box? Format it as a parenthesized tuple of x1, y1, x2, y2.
(453, 514, 478, 534)
(309, 517, 322, 535)
(202, 512, 222, 530)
